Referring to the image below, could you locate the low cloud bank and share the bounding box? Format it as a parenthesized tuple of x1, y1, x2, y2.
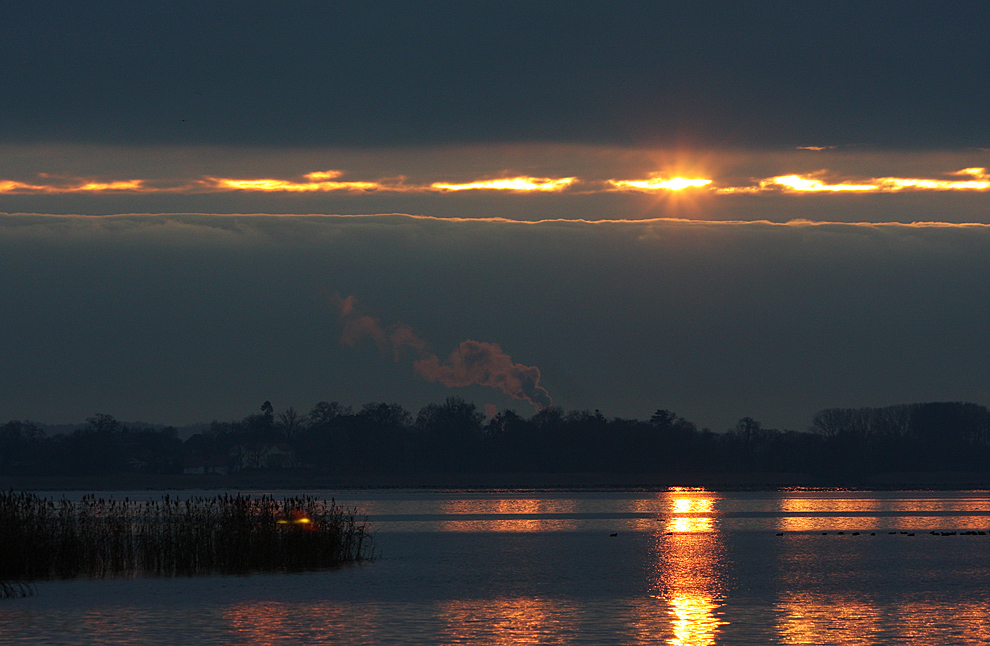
(1, 213, 988, 429)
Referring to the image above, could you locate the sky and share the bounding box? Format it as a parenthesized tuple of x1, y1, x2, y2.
(2, 2, 989, 432)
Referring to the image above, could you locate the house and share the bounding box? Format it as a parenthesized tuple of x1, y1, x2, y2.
(229, 443, 297, 471)
(182, 454, 230, 475)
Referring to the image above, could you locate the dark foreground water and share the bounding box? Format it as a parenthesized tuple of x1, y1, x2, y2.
(2, 489, 989, 645)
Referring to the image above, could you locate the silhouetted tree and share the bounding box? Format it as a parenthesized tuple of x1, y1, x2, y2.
(295, 401, 353, 472)
(5, 397, 988, 480)
(276, 407, 305, 442)
(485, 409, 536, 471)
(417, 397, 484, 470)
(86, 413, 122, 435)
(650, 409, 677, 430)
(119, 426, 183, 474)
(531, 407, 566, 471)
(241, 401, 278, 442)
(58, 416, 125, 475)
(648, 409, 699, 471)
(0, 421, 44, 473)
(909, 402, 990, 470)
(349, 403, 413, 471)
(308, 401, 352, 427)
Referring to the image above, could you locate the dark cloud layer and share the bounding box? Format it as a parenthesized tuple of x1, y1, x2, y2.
(2, 213, 988, 431)
(3, 2, 988, 148)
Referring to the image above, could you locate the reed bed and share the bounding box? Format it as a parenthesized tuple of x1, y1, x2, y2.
(0, 581, 35, 599)
(0, 491, 372, 582)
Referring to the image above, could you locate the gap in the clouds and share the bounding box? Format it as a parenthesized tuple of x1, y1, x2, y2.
(5, 211, 990, 228)
(2, 144, 989, 225)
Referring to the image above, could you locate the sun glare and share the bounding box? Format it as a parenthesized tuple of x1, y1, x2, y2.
(608, 177, 712, 191)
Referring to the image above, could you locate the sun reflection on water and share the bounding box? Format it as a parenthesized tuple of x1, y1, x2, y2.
(432, 497, 581, 532)
(668, 593, 724, 646)
(641, 489, 728, 645)
(776, 594, 884, 645)
(437, 597, 575, 645)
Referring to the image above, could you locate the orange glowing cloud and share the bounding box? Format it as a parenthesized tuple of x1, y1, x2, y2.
(430, 177, 576, 192)
(1, 166, 988, 198)
(723, 168, 990, 194)
(0, 178, 152, 194)
(0, 180, 49, 193)
(874, 167, 990, 191)
(203, 170, 396, 193)
(768, 175, 877, 192)
(607, 176, 712, 191)
(76, 180, 148, 192)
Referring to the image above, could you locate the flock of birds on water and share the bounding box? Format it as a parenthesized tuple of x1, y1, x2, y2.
(605, 526, 989, 538)
(781, 530, 989, 537)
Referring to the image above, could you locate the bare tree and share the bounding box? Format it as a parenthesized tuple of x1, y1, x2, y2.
(276, 407, 305, 442)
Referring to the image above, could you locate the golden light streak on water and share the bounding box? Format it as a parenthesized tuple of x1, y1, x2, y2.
(776, 593, 882, 645)
(667, 517, 715, 533)
(79, 609, 143, 646)
(774, 495, 836, 533)
(223, 601, 386, 645)
(671, 497, 713, 515)
(635, 489, 728, 645)
(436, 597, 575, 645)
(668, 593, 723, 646)
(224, 602, 284, 646)
(665, 494, 715, 534)
(431, 496, 580, 532)
(776, 593, 990, 644)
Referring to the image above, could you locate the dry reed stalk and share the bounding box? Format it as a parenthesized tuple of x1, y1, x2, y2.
(0, 491, 373, 583)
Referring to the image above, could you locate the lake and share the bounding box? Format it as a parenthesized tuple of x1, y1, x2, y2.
(2, 488, 989, 644)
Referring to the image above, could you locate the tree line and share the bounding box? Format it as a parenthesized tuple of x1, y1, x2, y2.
(1, 399, 989, 477)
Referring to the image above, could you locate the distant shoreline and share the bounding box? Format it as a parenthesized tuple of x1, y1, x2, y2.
(1, 471, 988, 492)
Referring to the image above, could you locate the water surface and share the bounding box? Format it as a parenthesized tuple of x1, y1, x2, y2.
(2, 489, 989, 644)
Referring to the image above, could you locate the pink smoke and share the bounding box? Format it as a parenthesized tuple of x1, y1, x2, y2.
(414, 340, 552, 410)
(335, 294, 552, 410)
(341, 315, 387, 351)
(387, 323, 431, 361)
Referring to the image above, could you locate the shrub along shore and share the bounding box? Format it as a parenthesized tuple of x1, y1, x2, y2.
(0, 491, 372, 584)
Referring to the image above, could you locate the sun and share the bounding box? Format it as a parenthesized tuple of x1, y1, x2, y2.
(604, 149, 719, 216)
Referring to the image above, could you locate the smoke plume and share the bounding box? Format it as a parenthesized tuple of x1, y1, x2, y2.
(414, 340, 552, 410)
(335, 294, 552, 410)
